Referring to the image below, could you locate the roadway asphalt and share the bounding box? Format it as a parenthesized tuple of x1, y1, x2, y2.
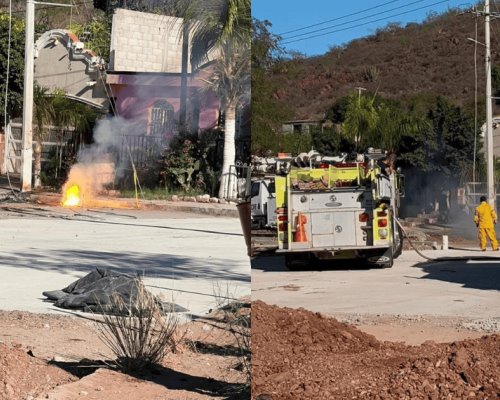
(0, 205, 250, 321)
(251, 248, 500, 323)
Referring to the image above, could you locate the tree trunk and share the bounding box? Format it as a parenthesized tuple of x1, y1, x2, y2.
(33, 140, 42, 189)
(218, 104, 237, 199)
(179, 24, 189, 129)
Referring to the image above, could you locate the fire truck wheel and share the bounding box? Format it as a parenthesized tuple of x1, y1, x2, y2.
(380, 245, 394, 268)
(380, 257, 394, 269)
(393, 224, 404, 259)
(285, 253, 311, 270)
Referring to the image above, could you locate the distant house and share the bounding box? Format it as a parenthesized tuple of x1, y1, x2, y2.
(282, 119, 323, 134)
(106, 8, 220, 137)
(1, 29, 108, 174)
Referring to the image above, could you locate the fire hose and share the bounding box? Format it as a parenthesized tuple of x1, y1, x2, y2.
(393, 216, 438, 261)
(393, 216, 500, 262)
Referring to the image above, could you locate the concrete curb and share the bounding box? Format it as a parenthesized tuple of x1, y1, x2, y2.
(165, 202, 238, 217)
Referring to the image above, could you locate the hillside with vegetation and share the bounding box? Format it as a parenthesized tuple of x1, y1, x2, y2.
(262, 6, 500, 120)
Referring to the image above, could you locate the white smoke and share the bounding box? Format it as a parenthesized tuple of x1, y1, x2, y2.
(62, 115, 145, 201)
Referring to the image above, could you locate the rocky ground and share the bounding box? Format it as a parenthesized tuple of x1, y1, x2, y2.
(0, 306, 250, 400)
(251, 219, 500, 399)
(252, 301, 500, 400)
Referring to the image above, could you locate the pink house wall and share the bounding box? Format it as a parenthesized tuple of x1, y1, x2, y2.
(107, 73, 220, 134)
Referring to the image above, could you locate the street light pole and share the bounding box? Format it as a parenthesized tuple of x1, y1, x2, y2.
(485, 0, 495, 209)
(20, 0, 35, 192)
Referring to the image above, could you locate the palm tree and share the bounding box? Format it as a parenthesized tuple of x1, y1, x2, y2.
(174, 0, 251, 199)
(342, 92, 378, 151)
(203, 41, 250, 198)
(33, 85, 97, 189)
(375, 104, 418, 152)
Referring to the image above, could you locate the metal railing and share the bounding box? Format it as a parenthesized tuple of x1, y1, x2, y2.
(226, 162, 251, 201)
(118, 134, 166, 168)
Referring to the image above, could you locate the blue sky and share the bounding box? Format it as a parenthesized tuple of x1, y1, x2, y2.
(252, 0, 475, 56)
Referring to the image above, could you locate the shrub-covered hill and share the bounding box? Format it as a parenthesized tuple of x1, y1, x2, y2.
(269, 6, 500, 119)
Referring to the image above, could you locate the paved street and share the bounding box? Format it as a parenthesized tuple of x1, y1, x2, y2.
(252, 249, 500, 322)
(0, 205, 250, 319)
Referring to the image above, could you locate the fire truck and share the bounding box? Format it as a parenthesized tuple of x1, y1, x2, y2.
(274, 149, 405, 269)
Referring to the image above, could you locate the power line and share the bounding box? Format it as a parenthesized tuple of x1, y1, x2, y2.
(8, 1, 93, 14)
(281, 0, 430, 41)
(280, 0, 453, 45)
(278, 0, 403, 36)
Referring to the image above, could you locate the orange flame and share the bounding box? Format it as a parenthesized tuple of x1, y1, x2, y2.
(63, 184, 81, 207)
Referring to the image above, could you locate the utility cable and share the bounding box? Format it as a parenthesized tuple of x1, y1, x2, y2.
(10, 1, 92, 14)
(281, 0, 452, 45)
(280, 0, 429, 41)
(278, 0, 404, 36)
(146, 284, 241, 302)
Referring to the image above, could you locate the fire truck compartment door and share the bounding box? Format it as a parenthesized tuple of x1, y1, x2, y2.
(311, 213, 335, 247)
(310, 211, 358, 247)
(331, 211, 357, 246)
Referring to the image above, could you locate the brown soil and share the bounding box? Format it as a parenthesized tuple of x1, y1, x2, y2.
(0, 308, 249, 400)
(252, 301, 500, 400)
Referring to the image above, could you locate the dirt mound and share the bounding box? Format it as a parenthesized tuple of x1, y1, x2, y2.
(252, 300, 380, 354)
(252, 301, 500, 400)
(0, 343, 76, 400)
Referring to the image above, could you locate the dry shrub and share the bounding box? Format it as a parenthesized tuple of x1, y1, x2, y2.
(231, 311, 251, 388)
(94, 278, 178, 372)
(212, 282, 251, 388)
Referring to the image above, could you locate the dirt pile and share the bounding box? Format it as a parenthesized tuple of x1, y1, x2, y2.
(252, 301, 500, 400)
(0, 343, 76, 400)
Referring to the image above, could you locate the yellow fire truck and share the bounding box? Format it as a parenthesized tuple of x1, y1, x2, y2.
(274, 149, 405, 269)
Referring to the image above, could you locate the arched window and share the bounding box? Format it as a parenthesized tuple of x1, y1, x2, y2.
(150, 100, 174, 135)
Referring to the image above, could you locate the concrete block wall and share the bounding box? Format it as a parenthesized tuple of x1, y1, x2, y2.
(110, 9, 191, 73)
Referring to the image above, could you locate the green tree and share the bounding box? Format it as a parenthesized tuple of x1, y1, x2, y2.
(0, 12, 25, 124)
(374, 100, 429, 152)
(251, 18, 293, 155)
(325, 96, 349, 124)
(342, 92, 378, 151)
(174, 0, 251, 199)
(70, 14, 112, 60)
(428, 97, 477, 184)
(280, 131, 312, 155)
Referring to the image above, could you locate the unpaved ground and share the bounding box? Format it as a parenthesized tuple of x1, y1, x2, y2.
(0, 308, 249, 400)
(252, 301, 500, 400)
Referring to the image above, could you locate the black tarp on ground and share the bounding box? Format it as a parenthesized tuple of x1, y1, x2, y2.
(43, 268, 189, 314)
(43, 268, 142, 314)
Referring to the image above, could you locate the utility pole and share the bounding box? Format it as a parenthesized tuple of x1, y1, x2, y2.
(20, 0, 35, 192)
(485, 0, 495, 209)
(355, 86, 366, 105)
(20, 0, 73, 192)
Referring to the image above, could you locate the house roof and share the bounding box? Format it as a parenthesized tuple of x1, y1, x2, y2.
(33, 29, 108, 110)
(106, 62, 215, 87)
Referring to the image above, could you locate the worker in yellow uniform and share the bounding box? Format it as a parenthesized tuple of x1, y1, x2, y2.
(474, 196, 499, 251)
